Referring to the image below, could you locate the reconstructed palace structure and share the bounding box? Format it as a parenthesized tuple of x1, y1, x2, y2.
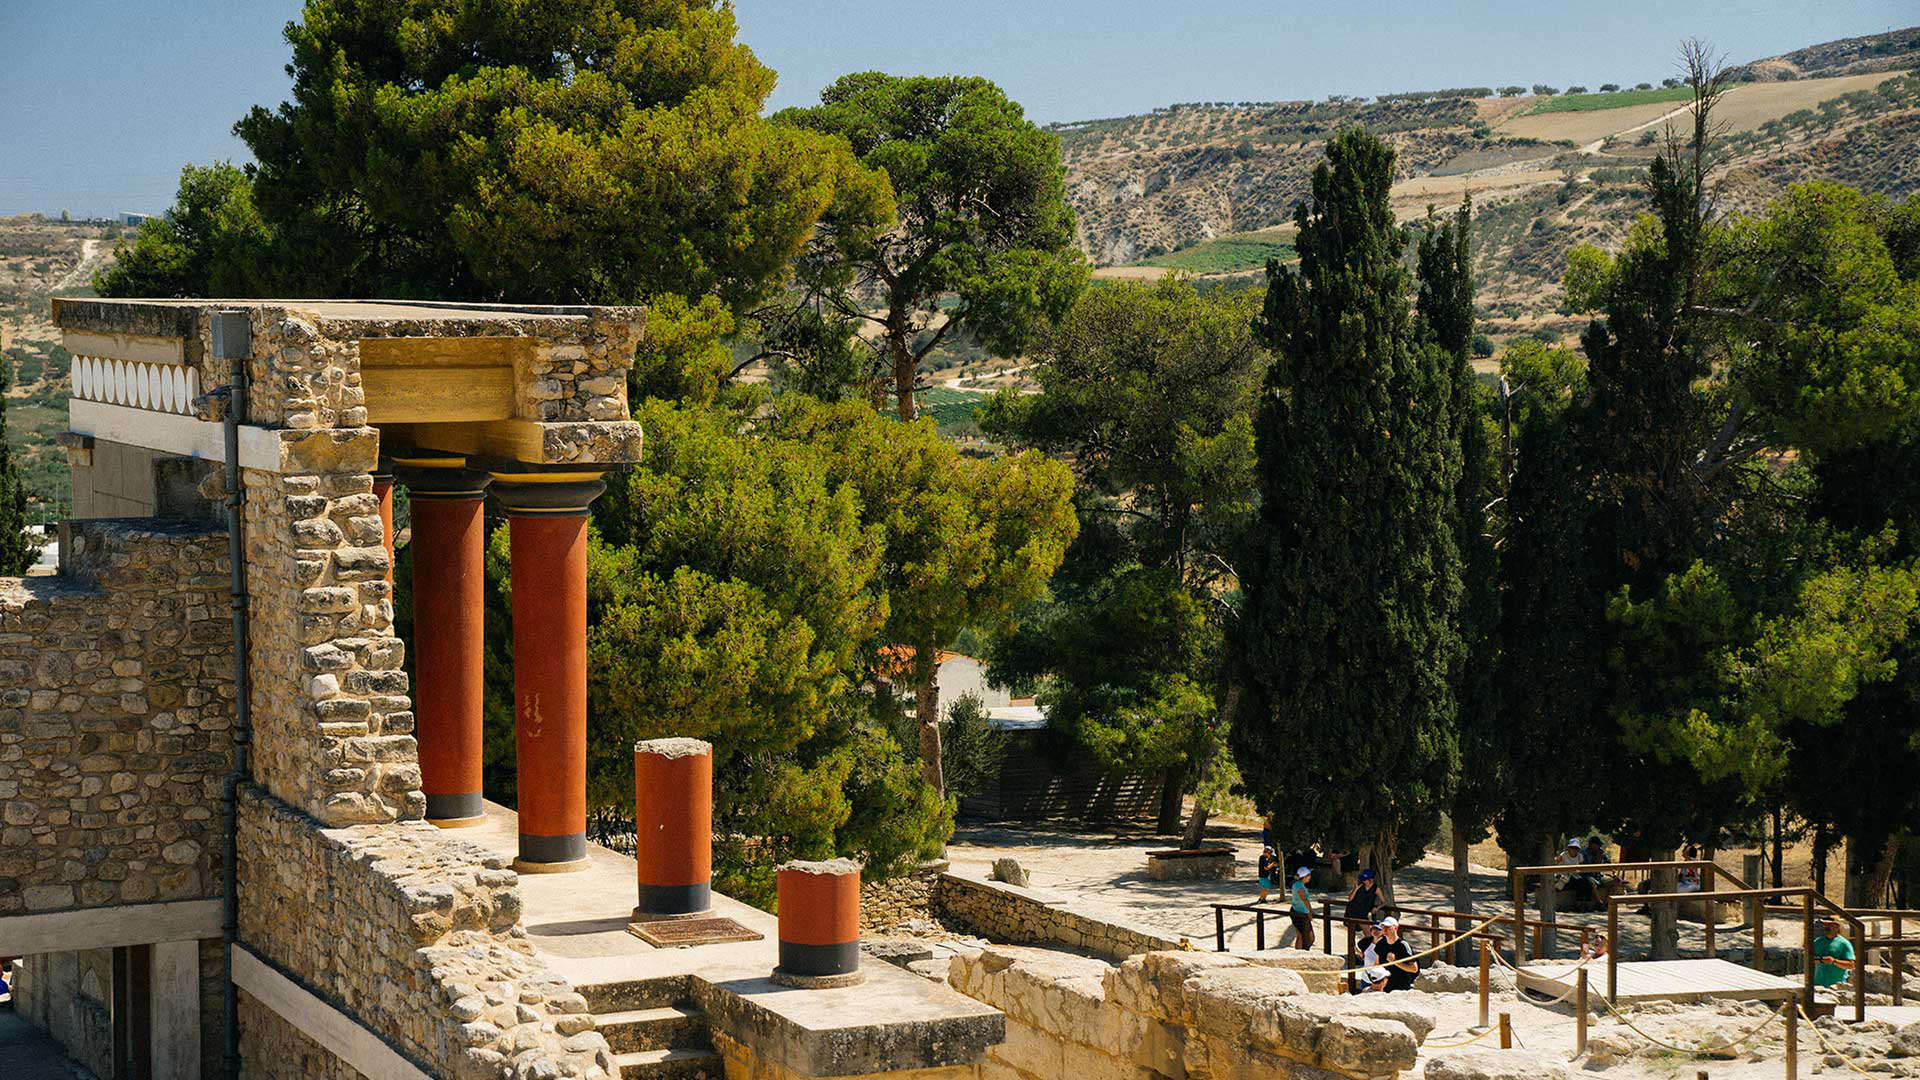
(0, 299, 1003, 1080)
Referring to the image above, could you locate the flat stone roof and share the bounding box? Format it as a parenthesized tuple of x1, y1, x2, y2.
(52, 297, 644, 340)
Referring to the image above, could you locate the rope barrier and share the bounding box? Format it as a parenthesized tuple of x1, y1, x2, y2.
(1795, 1004, 1882, 1078)
(1304, 911, 1508, 977)
(1587, 994, 1783, 1056)
(1490, 947, 1601, 1007)
(1420, 1026, 1501, 1050)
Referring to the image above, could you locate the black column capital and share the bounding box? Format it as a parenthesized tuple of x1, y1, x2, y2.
(394, 456, 493, 501)
(489, 472, 606, 517)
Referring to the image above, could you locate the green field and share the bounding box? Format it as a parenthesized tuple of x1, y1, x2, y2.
(1527, 85, 1693, 114)
(917, 386, 988, 433)
(1135, 237, 1296, 274)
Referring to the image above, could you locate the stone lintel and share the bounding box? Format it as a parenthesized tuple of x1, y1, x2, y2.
(0, 898, 224, 957)
(67, 400, 380, 474)
(231, 944, 436, 1080)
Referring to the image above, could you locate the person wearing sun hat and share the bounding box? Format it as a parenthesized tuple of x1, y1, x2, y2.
(1287, 865, 1315, 950)
(1813, 914, 1854, 989)
(1376, 916, 1420, 992)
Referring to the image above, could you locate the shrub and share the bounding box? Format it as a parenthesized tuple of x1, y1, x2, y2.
(1566, 85, 1590, 94)
(1471, 333, 1496, 358)
(940, 693, 1007, 799)
(1532, 84, 1560, 96)
(1599, 83, 1620, 93)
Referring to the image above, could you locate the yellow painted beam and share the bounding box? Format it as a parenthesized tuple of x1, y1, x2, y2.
(357, 335, 532, 369)
(362, 366, 515, 423)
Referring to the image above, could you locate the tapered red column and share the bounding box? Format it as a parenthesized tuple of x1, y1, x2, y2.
(371, 468, 396, 583)
(494, 473, 606, 873)
(395, 459, 491, 828)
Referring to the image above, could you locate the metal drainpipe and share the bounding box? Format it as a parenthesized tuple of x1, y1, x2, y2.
(212, 311, 252, 1080)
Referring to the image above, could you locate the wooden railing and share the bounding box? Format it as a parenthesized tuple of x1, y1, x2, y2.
(1511, 859, 1754, 964)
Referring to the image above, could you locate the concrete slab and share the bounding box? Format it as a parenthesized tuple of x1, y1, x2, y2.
(465, 802, 1004, 1077)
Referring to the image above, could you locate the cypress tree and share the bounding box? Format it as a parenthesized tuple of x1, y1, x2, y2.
(0, 353, 37, 575)
(1417, 201, 1504, 928)
(1233, 128, 1463, 895)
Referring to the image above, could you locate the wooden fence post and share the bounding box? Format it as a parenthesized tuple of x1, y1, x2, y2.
(1498, 1012, 1511, 1050)
(1576, 967, 1589, 1057)
(1478, 937, 1490, 1029)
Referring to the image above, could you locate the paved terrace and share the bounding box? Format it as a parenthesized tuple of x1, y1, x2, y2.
(465, 802, 1002, 1076)
(947, 820, 1797, 961)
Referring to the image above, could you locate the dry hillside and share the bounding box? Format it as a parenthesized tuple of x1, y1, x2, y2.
(1057, 26, 1920, 342)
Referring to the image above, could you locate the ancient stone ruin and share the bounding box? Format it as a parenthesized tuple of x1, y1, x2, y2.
(0, 299, 1008, 1079)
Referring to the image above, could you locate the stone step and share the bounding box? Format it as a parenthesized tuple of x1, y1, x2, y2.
(580, 974, 691, 1014)
(596, 1004, 708, 1054)
(613, 1047, 723, 1080)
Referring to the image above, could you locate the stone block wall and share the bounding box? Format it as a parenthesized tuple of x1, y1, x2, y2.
(237, 788, 614, 1079)
(933, 872, 1188, 963)
(240, 453, 419, 827)
(948, 946, 1436, 1080)
(862, 859, 947, 934)
(0, 519, 234, 915)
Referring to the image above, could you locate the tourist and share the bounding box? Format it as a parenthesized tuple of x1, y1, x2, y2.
(1579, 936, 1609, 962)
(1556, 840, 1594, 904)
(1256, 846, 1281, 903)
(1345, 867, 1384, 925)
(1357, 964, 1390, 993)
(1813, 916, 1855, 990)
(1289, 866, 1315, 950)
(1351, 919, 1381, 965)
(1583, 835, 1610, 866)
(1676, 866, 1702, 894)
(1376, 917, 1419, 992)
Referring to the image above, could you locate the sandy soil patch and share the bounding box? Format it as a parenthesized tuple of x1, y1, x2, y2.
(1712, 71, 1901, 132)
(1495, 100, 1692, 146)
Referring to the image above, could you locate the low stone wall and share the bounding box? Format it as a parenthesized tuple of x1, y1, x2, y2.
(861, 859, 947, 934)
(933, 871, 1187, 962)
(237, 789, 612, 1079)
(949, 945, 1436, 1080)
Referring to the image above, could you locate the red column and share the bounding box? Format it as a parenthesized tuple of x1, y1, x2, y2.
(774, 860, 864, 988)
(395, 459, 491, 828)
(371, 469, 395, 583)
(633, 739, 713, 919)
(495, 474, 605, 873)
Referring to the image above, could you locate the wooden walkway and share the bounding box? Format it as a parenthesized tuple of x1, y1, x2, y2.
(1518, 958, 1802, 1005)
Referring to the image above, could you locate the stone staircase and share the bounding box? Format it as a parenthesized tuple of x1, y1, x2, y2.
(582, 975, 722, 1080)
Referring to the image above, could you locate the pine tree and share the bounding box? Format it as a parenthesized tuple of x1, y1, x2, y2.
(0, 353, 39, 575)
(1232, 128, 1463, 896)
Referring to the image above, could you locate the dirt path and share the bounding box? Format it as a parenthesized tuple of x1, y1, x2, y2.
(51, 238, 103, 292)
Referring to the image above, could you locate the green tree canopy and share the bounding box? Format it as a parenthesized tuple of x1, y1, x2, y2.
(766, 397, 1078, 794)
(1233, 127, 1464, 889)
(0, 353, 39, 575)
(775, 72, 1087, 418)
(981, 277, 1265, 834)
(233, 0, 882, 305)
(95, 163, 274, 298)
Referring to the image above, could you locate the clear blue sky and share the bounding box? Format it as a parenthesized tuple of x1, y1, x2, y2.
(2, 0, 1913, 217)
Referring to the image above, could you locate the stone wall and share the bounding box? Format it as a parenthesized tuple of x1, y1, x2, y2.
(862, 859, 946, 935)
(0, 519, 234, 915)
(236, 788, 613, 1079)
(933, 872, 1188, 963)
(15, 947, 117, 1078)
(239, 452, 417, 828)
(948, 945, 1437, 1080)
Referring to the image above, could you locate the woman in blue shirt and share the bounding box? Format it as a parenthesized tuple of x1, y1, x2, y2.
(1288, 866, 1315, 950)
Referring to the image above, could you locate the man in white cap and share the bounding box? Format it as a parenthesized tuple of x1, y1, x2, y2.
(1376, 917, 1419, 991)
(1288, 865, 1315, 950)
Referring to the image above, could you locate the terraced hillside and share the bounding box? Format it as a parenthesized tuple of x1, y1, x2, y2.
(1059, 26, 1920, 340)
(0, 215, 116, 521)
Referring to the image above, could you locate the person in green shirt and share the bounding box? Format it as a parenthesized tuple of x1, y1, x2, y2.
(1813, 916, 1854, 988)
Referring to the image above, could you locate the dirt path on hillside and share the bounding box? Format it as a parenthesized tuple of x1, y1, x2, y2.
(51, 238, 103, 292)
